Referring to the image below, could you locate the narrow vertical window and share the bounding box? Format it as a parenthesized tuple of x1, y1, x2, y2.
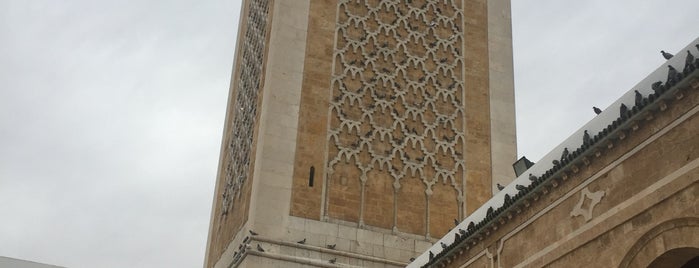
(309, 166, 315, 187)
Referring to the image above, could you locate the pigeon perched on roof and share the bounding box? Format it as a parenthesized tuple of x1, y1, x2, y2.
(429, 251, 434, 260)
(497, 183, 505, 190)
(410, 257, 416, 262)
(249, 230, 258, 236)
(454, 218, 459, 226)
(634, 90, 643, 106)
(651, 81, 663, 92)
(440, 242, 448, 249)
(661, 50, 674, 60)
(583, 130, 591, 145)
(552, 159, 560, 166)
(458, 229, 467, 235)
(593, 107, 602, 115)
(327, 244, 336, 249)
(516, 184, 526, 191)
(529, 174, 538, 182)
(561, 147, 569, 161)
(329, 258, 337, 264)
(667, 65, 679, 82)
(620, 103, 629, 117)
(256, 244, 265, 252)
(297, 238, 306, 244)
(685, 50, 696, 72)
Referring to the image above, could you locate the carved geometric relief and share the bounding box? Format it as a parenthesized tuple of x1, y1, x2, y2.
(325, 0, 465, 233)
(220, 0, 270, 216)
(570, 187, 606, 222)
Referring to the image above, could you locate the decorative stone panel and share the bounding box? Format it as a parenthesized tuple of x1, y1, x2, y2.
(325, 0, 466, 236)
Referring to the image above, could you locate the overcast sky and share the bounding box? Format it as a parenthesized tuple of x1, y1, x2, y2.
(0, 1, 697, 267)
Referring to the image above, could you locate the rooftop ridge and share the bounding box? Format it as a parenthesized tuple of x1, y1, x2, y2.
(409, 37, 699, 267)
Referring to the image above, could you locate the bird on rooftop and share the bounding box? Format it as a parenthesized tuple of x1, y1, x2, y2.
(561, 147, 569, 161)
(297, 238, 306, 244)
(661, 50, 674, 60)
(458, 229, 467, 235)
(249, 230, 258, 236)
(497, 183, 504, 190)
(620, 103, 629, 117)
(329, 258, 337, 264)
(410, 257, 416, 262)
(583, 130, 591, 145)
(327, 244, 336, 249)
(593, 107, 602, 115)
(516, 184, 526, 191)
(552, 160, 560, 166)
(651, 81, 663, 92)
(529, 174, 537, 182)
(440, 242, 448, 249)
(429, 251, 434, 260)
(634, 90, 643, 106)
(454, 218, 459, 226)
(685, 50, 695, 70)
(667, 65, 679, 81)
(256, 244, 265, 252)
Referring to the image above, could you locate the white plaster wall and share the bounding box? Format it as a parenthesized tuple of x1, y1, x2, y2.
(487, 0, 517, 194)
(0, 257, 65, 268)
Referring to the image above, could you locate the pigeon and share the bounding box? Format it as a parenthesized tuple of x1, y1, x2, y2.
(454, 218, 459, 226)
(620, 103, 629, 117)
(686, 50, 695, 66)
(297, 238, 306, 244)
(326, 244, 336, 249)
(516, 184, 526, 191)
(651, 81, 662, 92)
(410, 257, 416, 262)
(497, 183, 504, 190)
(593, 106, 602, 115)
(561, 147, 569, 161)
(249, 230, 258, 236)
(429, 251, 434, 260)
(667, 65, 678, 82)
(458, 229, 467, 235)
(661, 50, 674, 60)
(486, 207, 494, 217)
(685, 51, 696, 72)
(440, 242, 447, 249)
(634, 90, 643, 106)
(583, 130, 591, 145)
(256, 244, 265, 252)
(467, 222, 475, 231)
(552, 159, 560, 166)
(528, 174, 537, 182)
(329, 258, 337, 264)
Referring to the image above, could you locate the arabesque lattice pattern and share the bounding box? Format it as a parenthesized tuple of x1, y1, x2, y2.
(220, 0, 269, 216)
(325, 0, 466, 231)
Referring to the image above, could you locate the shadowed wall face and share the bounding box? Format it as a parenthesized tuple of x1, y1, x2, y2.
(207, 0, 271, 263)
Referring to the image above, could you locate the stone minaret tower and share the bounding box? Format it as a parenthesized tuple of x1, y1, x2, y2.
(204, 0, 516, 267)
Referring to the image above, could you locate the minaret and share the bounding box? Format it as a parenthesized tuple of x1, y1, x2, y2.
(204, 1, 516, 267)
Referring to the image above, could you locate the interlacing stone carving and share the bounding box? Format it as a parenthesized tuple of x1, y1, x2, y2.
(326, 0, 466, 228)
(220, 0, 269, 216)
(570, 187, 606, 222)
